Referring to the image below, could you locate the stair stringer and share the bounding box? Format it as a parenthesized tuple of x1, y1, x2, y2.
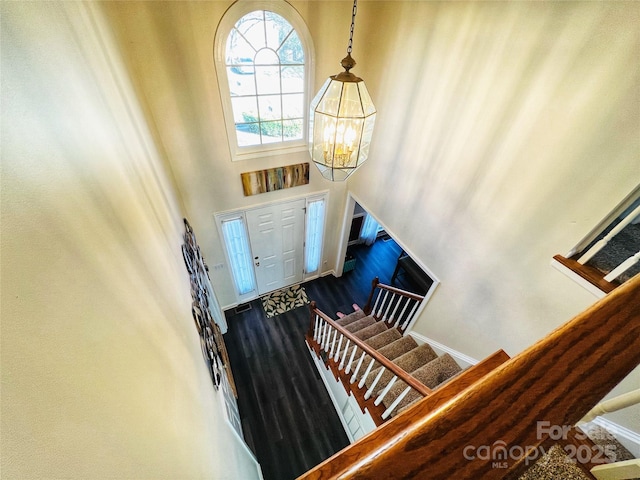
(305, 340, 377, 443)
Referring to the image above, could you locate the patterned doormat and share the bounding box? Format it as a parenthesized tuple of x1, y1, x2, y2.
(261, 284, 309, 318)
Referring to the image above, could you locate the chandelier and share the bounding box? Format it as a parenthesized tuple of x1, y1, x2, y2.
(309, 0, 376, 181)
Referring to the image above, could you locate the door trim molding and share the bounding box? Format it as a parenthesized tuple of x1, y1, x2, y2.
(215, 190, 330, 304)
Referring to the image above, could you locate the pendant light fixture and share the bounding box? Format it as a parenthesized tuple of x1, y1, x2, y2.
(309, 0, 376, 181)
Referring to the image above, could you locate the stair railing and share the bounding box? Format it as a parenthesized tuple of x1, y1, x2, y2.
(579, 389, 640, 424)
(554, 203, 640, 294)
(299, 275, 640, 480)
(308, 301, 432, 420)
(363, 277, 425, 334)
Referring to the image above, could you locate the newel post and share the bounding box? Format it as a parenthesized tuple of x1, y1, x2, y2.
(363, 277, 380, 315)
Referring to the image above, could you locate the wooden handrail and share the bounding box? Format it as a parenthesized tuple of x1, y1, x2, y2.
(373, 282, 425, 302)
(299, 275, 640, 480)
(308, 302, 432, 397)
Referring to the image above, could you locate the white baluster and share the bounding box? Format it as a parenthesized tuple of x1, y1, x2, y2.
(371, 289, 383, 317)
(400, 300, 420, 331)
(364, 367, 386, 400)
(319, 321, 326, 349)
(578, 205, 640, 264)
(387, 295, 402, 327)
(329, 329, 338, 357)
(339, 339, 351, 369)
(381, 386, 412, 420)
(394, 297, 411, 329)
(334, 334, 344, 361)
(313, 315, 321, 342)
(604, 251, 640, 282)
(322, 322, 330, 351)
(317, 319, 324, 345)
(358, 358, 377, 389)
(374, 376, 398, 406)
(381, 292, 395, 323)
(345, 345, 358, 374)
(350, 352, 366, 383)
(377, 291, 390, 319)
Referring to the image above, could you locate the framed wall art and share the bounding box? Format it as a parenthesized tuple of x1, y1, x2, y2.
(241, 162, 309, 196)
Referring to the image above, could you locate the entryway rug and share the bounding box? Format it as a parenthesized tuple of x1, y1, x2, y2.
(261, 284, 309, 318)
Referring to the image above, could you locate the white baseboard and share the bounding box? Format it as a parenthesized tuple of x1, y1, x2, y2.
(320, 269, 337, 278)
(588, 417, 640, 458)
(408, 331, 479, 369)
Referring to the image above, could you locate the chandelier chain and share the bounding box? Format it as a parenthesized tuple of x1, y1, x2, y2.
(347, 0, 357, 54)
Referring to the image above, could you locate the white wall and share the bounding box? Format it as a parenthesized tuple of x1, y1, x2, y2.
(346, 1, 640, 432)
(0, 2, 261, 478)
(92, 0, 638, 441)
(100, 1, 351, 308)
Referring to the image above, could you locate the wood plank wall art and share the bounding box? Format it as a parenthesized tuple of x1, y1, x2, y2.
(241, 162, 309, 196)
(181, 218, 235, 395)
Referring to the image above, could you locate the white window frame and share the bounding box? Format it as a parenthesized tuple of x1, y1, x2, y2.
(216, 212, 257, 303)
(304, 192, 328, 279)
(214, 0, 315, 161)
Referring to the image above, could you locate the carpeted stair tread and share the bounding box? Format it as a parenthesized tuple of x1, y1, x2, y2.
(353, 322, 389, 341)
(343, 315, 376, 333)
(582, 424, 636, 463)
(517, 444, 592, 480)
(411, 353, 462, 388)
(363, 328, 402, 350)
(364, 343, 438, 394)
(352, 336, 420, 381)
(335, 319, 396, 361)
(378, 336, 420, 359)
(383, 354, 462, 414)
(336, 309, 366, 327)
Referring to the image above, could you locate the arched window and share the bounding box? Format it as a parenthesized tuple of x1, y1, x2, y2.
(214, 2, 313, 161)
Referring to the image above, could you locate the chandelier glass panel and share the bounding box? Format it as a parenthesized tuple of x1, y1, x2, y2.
(309, 0, 376, 181)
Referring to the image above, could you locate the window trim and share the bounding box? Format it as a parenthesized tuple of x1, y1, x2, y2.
(217, 212, 258, 302)
(304, 193, 328, 278)
(214, 1, 315, 161)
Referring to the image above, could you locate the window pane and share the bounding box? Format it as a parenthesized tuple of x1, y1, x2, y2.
(220, 7, 308, 152)
(255, 48, 279, 66)
(305, 198, 325, 273)
(221, 218, 256, 296)
(281, 66, 303, 93)
(231, 97, 258, 124)
(236, 126, 261, 147)
(283, 119, 303, 140)
(256, 66, 281, 95)
(227, 67, 256, 96)
(258, 95, 282, 121)
(235, 11, 265, 50)
(278, 31, 304, 64)
(260, 121, 282, 143)
(282, 93, 303, 119)
(264, 11, 292, 50)
(226, 29, 255, 66)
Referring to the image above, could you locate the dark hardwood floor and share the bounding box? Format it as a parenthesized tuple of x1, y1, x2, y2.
(223, 238, 413, 480)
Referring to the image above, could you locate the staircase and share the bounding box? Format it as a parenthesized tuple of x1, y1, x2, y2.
(305, 277, 510, 426)
(303, 276, 640, 480)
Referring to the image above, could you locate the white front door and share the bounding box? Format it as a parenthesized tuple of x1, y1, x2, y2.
(246, 199, 306, 295)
